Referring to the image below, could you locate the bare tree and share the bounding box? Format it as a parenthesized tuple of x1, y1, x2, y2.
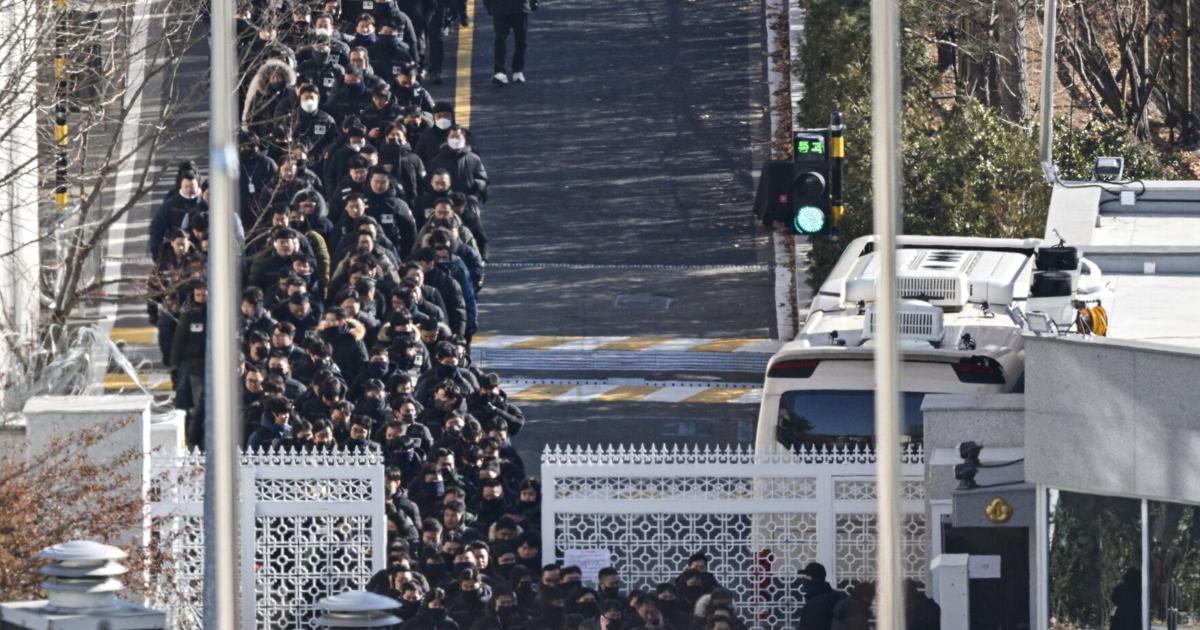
(0, 0, 210, 411)
(1054, 0, 1171, 140)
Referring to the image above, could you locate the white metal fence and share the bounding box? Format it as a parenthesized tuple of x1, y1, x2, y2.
(148, 449, 386, 629)
(540, 444, 926, 628)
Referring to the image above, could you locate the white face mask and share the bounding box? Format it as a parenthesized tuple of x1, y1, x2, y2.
(435, 118, 453, 130)
(314, 27, 332, 37)
(447, 137, 465, 150)
(350, 141, 365, 151)
(300, 99, 318, 113)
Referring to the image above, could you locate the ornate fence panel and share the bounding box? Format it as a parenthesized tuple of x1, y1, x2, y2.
(148, 449, 386, 629)
(540, 444, 926, 629)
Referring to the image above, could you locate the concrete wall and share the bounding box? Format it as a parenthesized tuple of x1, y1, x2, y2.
(1025, 335, 1200, 504)
(922, 393, 1031, 623)
(22, 396, 154, 546)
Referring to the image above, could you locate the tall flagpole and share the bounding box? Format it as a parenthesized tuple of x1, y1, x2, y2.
(870, 0, 904, 627)
(203, 0, 243, 625)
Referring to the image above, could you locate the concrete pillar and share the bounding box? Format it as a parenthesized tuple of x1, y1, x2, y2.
(315, 590, 402, 628)
(0, 540, 165, 629)
(931, 554, 970, 630)
(22, 396, 154, 547)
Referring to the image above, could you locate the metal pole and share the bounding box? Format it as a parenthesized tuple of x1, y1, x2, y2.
(1142, 499, 1150, 630)
(1039, 0, 1059, 182)
(54, 0, 68, 211)
(1036, 485, 1050, 630)
(870, 0, 903, 628)
(203, 0, 242, 625)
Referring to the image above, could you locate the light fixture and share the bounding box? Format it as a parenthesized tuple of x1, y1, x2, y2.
(1025, 311, 1057, 335)
(1093, 156, 1124, 181)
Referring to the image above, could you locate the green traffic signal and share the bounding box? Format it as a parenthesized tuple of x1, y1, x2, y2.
(793, 205, 826, 234)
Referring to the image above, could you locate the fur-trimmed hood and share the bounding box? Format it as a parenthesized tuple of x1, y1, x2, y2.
(241, 58, 298, 128)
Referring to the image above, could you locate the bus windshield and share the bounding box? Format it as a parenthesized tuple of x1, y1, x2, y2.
(776, 390, 926, 449)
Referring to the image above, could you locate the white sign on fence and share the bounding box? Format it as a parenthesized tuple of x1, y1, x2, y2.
(563, 548, 614, 586)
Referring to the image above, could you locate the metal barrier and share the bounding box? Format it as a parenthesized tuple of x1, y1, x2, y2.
(540, 444, 926, 628)
(148, 448, 386, 629)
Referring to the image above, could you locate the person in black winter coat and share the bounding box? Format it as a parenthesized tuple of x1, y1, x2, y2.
(170, 282, 209, 448)
(366, 166, 419, 257)
(403, 589, 462, 629)
(292, 84, 340, 165)
(318, 307, 370, 384)
(798, 562, 845, 630)
(416, 102, 455, 165)
(469, 590, 529, 630)
(393, 63, 437, 113)
(483, 0, 536, 84)
(297, 37, 348, 104)
(466, 373, 524, 435)
(149, 166, 204, 262)
(361, 84, 406, 137)
(427, 128, 488, 201)
(830, 582, 874, 630)
(380, 123, 425, 206)
(1109, 568, 1141, 630)
(904, 579, 940, 630)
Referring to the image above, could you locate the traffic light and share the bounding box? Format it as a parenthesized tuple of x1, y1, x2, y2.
(791, 129, 831, 235)
(954, 441, 983, 489)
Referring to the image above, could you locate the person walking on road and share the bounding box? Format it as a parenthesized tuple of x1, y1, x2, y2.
(484, 0, 536, 85)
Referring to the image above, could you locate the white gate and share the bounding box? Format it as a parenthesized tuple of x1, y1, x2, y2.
(540, 444, 926, 628)
(148, 449, 386, 629)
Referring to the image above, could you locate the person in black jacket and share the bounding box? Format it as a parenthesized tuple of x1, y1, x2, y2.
(798, 562, 845, 630)
(149, 165, 204, 263)
(1109, 568, 1141, 630)
(292, 84, 339, 166)
(904, 579, 940, 630)
(366, 166, 419, 257)
(319, 306, 370, 384)
(483, 0, 536, 85)
(427, 128, 488, 201)
(170, 282, 208, 448)
(393, 63, 437, 113)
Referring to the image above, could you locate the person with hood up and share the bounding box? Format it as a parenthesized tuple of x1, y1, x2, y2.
(427, 127, 488, 201)
(318, 306, 369, 380)
(402, 588, 462, 629)
(242, 59, 298, 139)
(797, 561, 845, 630)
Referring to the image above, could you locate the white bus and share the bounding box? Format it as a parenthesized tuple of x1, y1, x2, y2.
(755, 234, 1103, 452)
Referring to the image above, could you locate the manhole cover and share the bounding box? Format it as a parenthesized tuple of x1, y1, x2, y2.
(613, 294, 673, 310)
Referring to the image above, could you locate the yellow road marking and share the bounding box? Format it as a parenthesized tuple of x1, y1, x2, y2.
(454, 0, 476, 128)
(687, 338, 758, 353)
(597, 336, 675, 351)
(507, 336, 577, 350)
(471, 333, 494, 343)
(594, 385, 660, 402)
(510, 383, 575, 401)
(110, 326, 157, 345)
(681, 387, 756, 404)
(104, 373, 172, 391)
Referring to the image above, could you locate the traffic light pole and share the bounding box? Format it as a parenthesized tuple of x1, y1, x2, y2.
(830, 112, 844, 228)
(870, 0, 904, 627)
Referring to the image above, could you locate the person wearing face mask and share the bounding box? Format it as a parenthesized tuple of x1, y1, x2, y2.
(372, 20, 418, 81)
(403, 588, 462, 629)
(393, 63, 436, 112)
(319, 306, 370, 383)
(323, 120, 371, 198)
(470, 590, 529, 630)
(797, 562, 844, 630)
(448, 566, 494, 627)
(378, 124, 424, 205)
(149, 165, 204, 263)
(396, 580, 426, 621)
(281, 5, 314, 48)
(238, 133, 280, 220)
(292, 84, 339, 163)
(243, 60, 299, 139)
(427, 128, 488, 202)
(414, 344, 478, 405)
(535, 586, 567, 629)
(416, 101, 456, 164)
(390, 398, 434, 455)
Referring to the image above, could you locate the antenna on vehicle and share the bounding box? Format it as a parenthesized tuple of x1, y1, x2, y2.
(1052, 229, 1066, 248)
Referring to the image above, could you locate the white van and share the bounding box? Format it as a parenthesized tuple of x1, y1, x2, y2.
(755, 234, 1103, 451)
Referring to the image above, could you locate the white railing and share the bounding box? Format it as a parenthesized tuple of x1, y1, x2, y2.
(148, 448, 386, 629)
(541, 443, 926, 629)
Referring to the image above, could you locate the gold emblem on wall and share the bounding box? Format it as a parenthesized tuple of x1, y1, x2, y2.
(986, 497, 1013, 523)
